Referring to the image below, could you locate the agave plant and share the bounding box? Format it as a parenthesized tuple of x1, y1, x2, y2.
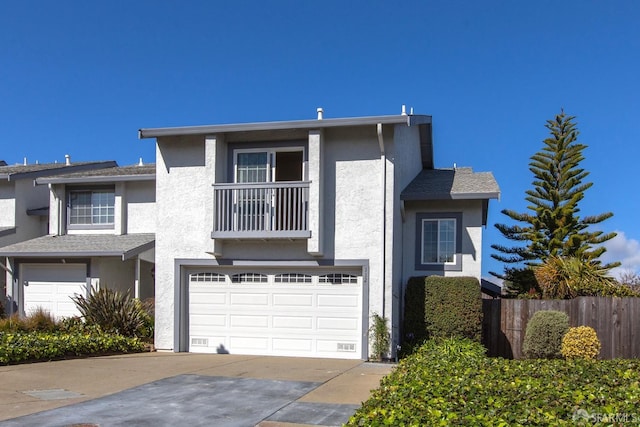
(534, 256, 627, 299)
(71, 288, 148, 337)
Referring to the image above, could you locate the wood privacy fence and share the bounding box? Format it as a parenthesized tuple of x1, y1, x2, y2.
(483, 297, 640, 359)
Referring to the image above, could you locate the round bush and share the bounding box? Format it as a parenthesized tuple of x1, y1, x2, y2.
(522, 310, 569, 359)
(561, 326, 600, 360)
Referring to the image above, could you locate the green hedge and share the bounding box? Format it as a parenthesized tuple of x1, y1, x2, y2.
(0, 331, 146, 365)
(347, 338, 640, 426)
(403, 276, 482, 352)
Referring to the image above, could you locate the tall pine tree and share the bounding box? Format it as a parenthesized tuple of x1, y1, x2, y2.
(491, 111, 617, 282)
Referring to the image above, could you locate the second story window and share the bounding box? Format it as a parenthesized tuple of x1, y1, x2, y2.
(69, 189, 115, 227)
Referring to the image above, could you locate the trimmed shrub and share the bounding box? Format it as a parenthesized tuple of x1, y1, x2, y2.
(424, 276, 482, 342)
(71, 288, 148, 337)
(401, 276, 428, 354)
(522, 310, 569, 359)
(0, 331, 145, 365)
(562, 326, 601, 360)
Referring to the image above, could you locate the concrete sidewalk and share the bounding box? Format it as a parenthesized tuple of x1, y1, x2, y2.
(0, 353, 393, 426)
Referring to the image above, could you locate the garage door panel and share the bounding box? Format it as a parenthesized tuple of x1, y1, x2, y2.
(230, 293, 269, 305)
(272, 294, 313, 307)
(317, 317, 359, 331)
(190, 292, 226, 305)
(317, 294, 359, 308)
(272, 316, 313, 329)
(230, 315, 269, 328)
(190, 314, 227, 328)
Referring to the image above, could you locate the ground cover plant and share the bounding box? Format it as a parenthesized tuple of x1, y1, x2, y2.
(347, 338, 640, 426)
(0, 305, 149, 365)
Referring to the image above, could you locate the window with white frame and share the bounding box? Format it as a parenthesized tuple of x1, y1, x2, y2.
(415, 212, 462, 271)
(68, 189, 115, 227)
(421, 219, 456, 264)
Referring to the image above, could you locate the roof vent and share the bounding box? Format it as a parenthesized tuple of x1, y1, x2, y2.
(401, 105, 407, 116)
(317, 107, 324, 120)
(65, 154, 71, 165)
(138, 157, 144, 166)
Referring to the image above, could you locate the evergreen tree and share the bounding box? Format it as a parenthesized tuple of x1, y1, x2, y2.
(491, 111, 617, 282)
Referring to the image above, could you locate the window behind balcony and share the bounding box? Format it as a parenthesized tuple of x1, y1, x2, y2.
(68, 189, 115, 228)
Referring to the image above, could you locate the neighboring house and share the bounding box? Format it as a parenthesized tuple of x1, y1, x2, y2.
(0, 159, 117, 313)
(0, 163, 156, 319)
(139, 110, 500, 359)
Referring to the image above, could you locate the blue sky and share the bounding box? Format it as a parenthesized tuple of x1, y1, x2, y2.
(2, 1, 639, 279)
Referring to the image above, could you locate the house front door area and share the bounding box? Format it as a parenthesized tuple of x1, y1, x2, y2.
(185, 267, 365, 359)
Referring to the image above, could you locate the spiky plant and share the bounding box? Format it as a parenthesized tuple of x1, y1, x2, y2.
(71, 288, 147, 337)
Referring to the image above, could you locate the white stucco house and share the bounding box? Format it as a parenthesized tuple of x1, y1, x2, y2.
(1, 163, 156, 319)
(139, 110, 500, 360)
(0, 159, 117, 313)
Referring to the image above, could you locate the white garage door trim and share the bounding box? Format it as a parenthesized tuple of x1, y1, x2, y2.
(187, 268, 365, 359)
(21, 263, 88, 320)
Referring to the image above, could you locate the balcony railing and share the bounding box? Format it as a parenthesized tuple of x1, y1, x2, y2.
(212, 181, 311, 239)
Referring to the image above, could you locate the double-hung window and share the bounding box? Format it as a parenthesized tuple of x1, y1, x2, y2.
(416, 212, 462, 271)
(68, 189, 115, 228)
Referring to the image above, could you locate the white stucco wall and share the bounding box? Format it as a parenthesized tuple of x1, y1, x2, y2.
(126, 181, 156, 234)
(0, 181, 16, 228)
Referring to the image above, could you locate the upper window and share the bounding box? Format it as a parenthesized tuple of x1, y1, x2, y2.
(415, 212, 463, 271)
(68, 190, 115, 227)
(422, 219, 456, 264)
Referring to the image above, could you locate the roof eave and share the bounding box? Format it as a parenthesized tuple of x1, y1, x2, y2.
(400, 191, 501, 201)
(36, 174, 155, 185)
(139, 114, 432, 138)
(2, 161, 118, 182)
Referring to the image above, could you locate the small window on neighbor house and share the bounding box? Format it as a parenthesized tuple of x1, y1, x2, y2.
(274, 273, 312, 283)
(231, 273, 268, 283)
(319, 274, 358, 284)
(69, 190, 115, 226)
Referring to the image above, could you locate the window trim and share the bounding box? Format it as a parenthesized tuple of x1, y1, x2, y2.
(415, 212, 463, 272)
(67, 186, 116, 230)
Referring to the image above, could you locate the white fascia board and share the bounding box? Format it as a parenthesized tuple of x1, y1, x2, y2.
(139, 114, 432, 138)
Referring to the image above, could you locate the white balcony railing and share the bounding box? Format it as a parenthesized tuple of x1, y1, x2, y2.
(212, 181, 311, 239)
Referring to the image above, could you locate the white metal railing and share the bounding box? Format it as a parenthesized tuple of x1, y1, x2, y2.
(212, 181, 310, 238)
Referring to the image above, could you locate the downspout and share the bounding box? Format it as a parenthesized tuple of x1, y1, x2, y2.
(377, 123, 386, 320)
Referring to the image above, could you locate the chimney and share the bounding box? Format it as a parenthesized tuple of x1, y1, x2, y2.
(65, 154, 71, 165)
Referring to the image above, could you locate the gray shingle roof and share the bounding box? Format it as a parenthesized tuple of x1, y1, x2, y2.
(0, 161, 117, 181)
(401, 167, 500, 201)
(36, 164, 156, 184)
(0, 234, 155, 260)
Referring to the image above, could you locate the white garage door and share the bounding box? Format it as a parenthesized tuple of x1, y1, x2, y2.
(22, 263, 88, 320)
(188, 269, 364, 359)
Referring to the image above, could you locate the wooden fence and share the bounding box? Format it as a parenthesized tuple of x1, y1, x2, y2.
(483, 297, 640, 359)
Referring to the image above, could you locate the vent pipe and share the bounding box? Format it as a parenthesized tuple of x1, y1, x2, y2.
(138, 157, 144, 166)
(317, 107, 324, 120)
(65, 154, 71, 165)
(401, 105, 407, 116)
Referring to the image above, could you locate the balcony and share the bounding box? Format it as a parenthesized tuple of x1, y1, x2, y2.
(212, 181, 311, 239)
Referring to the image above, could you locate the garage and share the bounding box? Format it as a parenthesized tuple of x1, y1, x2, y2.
(21, 263, 88, 319)
(187, 268, 365, 359)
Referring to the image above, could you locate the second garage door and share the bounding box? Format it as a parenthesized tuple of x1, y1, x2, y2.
(21, 263, 88, 319)
(188, 269, 364, 359)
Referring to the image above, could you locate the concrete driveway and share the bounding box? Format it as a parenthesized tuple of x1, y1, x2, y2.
(0, 353, 393, 427)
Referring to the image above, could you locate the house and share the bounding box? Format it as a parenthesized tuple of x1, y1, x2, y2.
(139, 109, 500, 360)
(0, 159, 117, 313)
(0, 163, 156, 319)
